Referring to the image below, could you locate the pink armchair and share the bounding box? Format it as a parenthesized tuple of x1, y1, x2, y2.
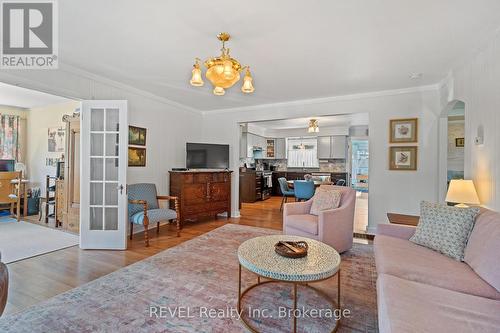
(283, 186, 356, 253)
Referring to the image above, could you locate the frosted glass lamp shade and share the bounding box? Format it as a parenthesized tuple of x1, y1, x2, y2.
(213, 86, 225, 96)
(241, 69, 254, 93)
(190, 66, 204, 86)
(445, 179, 480, 207)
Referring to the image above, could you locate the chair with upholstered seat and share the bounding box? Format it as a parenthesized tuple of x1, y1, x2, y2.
(293, 180, 315, 201)
(278, 177, 295, 211)
(283, 185, 356, 253)
(128, 183, 180, 247)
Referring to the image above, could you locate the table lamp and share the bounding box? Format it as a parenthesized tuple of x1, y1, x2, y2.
(445, 179, 480, 208)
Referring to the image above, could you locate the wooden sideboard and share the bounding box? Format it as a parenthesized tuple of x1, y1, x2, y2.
(169, 170, 232, 226)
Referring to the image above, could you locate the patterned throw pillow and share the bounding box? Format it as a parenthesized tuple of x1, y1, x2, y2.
(409, 201, 480, 261)
(310, 187, 342, 216)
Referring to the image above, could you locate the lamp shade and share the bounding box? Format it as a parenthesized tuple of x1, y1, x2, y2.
(445, 179, 480, 206)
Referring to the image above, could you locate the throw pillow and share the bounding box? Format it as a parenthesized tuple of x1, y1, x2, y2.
(409, 201, 480, 261)
(310, 187, 342, 215)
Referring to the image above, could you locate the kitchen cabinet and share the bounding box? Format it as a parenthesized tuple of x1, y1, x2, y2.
(318, 136, 332, 159)
(275, 138, 286, 159)
(331, 136, 347, 159)
(317, 136, 347, 159)
(265, 139, 275, 158)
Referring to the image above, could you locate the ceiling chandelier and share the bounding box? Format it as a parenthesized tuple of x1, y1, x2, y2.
(189, 32, 254, 96)
(308, 119, 319, 133)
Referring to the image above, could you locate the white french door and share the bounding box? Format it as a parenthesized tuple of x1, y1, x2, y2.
(80, 100, 128, 250)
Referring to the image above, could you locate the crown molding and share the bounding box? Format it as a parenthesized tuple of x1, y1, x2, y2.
(59, 62, 202, 115)
(0, 62, 202, 115)
(201, 83, 441, 115)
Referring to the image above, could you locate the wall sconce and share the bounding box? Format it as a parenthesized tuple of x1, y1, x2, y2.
(475, 125, 484, 146)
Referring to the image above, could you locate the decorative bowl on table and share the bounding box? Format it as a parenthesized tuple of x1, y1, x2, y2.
(274, 241, 308, 258)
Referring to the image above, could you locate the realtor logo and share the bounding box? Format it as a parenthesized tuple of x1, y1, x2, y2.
(1, 0, 58, 69)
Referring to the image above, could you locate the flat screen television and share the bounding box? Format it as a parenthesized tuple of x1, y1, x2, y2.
(0, 159, 15, 172)
(186, 143, 229, 169)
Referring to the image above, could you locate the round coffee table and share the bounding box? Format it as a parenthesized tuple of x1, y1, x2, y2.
(237, 235, 341, 333)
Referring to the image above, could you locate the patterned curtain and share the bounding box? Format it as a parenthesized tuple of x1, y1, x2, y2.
(0, 115, 21, 161)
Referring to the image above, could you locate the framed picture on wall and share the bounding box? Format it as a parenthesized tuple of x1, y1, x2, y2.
(128, 126, 147, 146)
(455, 137, 465, 147)
(48, 127, 65, 152)
(389, 118, 418, 143)
(128, 147, 146, 167)
(389, 146, 418, 171)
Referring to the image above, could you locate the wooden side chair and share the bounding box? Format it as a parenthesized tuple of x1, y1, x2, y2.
(128, 183, 180, 247)
(0, 171, 21, 221)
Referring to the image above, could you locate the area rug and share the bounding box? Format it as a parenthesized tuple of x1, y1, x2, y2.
(0, 224, 377, 332)
(0, 221, 79, 264)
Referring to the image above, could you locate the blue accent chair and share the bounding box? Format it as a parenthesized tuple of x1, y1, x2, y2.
(278, 177, 295, 211)
(128, 183, 180, 247)
(293, 180, 315, 201)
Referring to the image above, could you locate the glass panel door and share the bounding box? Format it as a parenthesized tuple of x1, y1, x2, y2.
(80, 101, 127, 250)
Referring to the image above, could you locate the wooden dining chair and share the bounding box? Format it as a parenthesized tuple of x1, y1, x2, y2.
(0, 171, 21, 221)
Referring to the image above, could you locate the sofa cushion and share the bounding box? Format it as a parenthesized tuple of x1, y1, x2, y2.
(377, 273, 500, 333)
(284, 214, 318, 235)
(309, 187, 341, 215)
(375, 235, 500, 300)
(464, 209, 500, 292)
(409, 201, 479, 260)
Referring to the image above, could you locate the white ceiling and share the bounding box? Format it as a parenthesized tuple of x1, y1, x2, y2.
(0, 82, 72, 109)
(59, 0, 500, 111)
(253, 114, 369, 130)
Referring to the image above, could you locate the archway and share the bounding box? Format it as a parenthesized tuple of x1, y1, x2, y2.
(438, 100, 465, 201)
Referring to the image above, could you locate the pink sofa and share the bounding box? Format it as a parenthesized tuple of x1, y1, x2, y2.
(283, 186, 356, 253)
(375, 209, 500, 333)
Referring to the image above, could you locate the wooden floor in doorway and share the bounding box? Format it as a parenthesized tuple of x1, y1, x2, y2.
(4, 196, 368, 315)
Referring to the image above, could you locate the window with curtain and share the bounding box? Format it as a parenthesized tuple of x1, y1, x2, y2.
(0, 115, 21, 161)
(287, 137, 319, 168)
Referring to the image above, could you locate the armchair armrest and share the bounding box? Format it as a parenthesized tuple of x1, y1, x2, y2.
(376, 223, 416, 240)
(129, 199, 148, 208)
(157, 196, 180, 220)
(283, 199, 313, 216)
(157, 195, 178, 201)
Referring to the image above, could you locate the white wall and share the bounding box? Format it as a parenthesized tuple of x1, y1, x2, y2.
(27, 100, 80, 191)
(0, 68, 202, 236)
(0, 66, 203, 197)
(447, 30, 500, 210)
(201, 88, 441, 232)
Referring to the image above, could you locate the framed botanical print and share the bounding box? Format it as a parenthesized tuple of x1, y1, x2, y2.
(390, 118, 418, 143)
(389, 146, 418, 171)
(128, 126, 147, 146)
(128, 147, 146, 167)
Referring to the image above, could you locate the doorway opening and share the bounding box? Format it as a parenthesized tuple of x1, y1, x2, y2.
(447, 101, 465, 183)
(350, 137, 369, 233)
(438, 100, 466, 201)
(0, 81, 80, 263)
(237, 114, 369, 234)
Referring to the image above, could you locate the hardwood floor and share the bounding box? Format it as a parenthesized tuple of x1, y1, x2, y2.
(4, 196, 368, 316)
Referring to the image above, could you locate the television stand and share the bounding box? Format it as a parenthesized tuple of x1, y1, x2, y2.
(169, 170, 232, 226)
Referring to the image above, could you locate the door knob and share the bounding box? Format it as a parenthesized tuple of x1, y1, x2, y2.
(117, 184, 124, 194)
